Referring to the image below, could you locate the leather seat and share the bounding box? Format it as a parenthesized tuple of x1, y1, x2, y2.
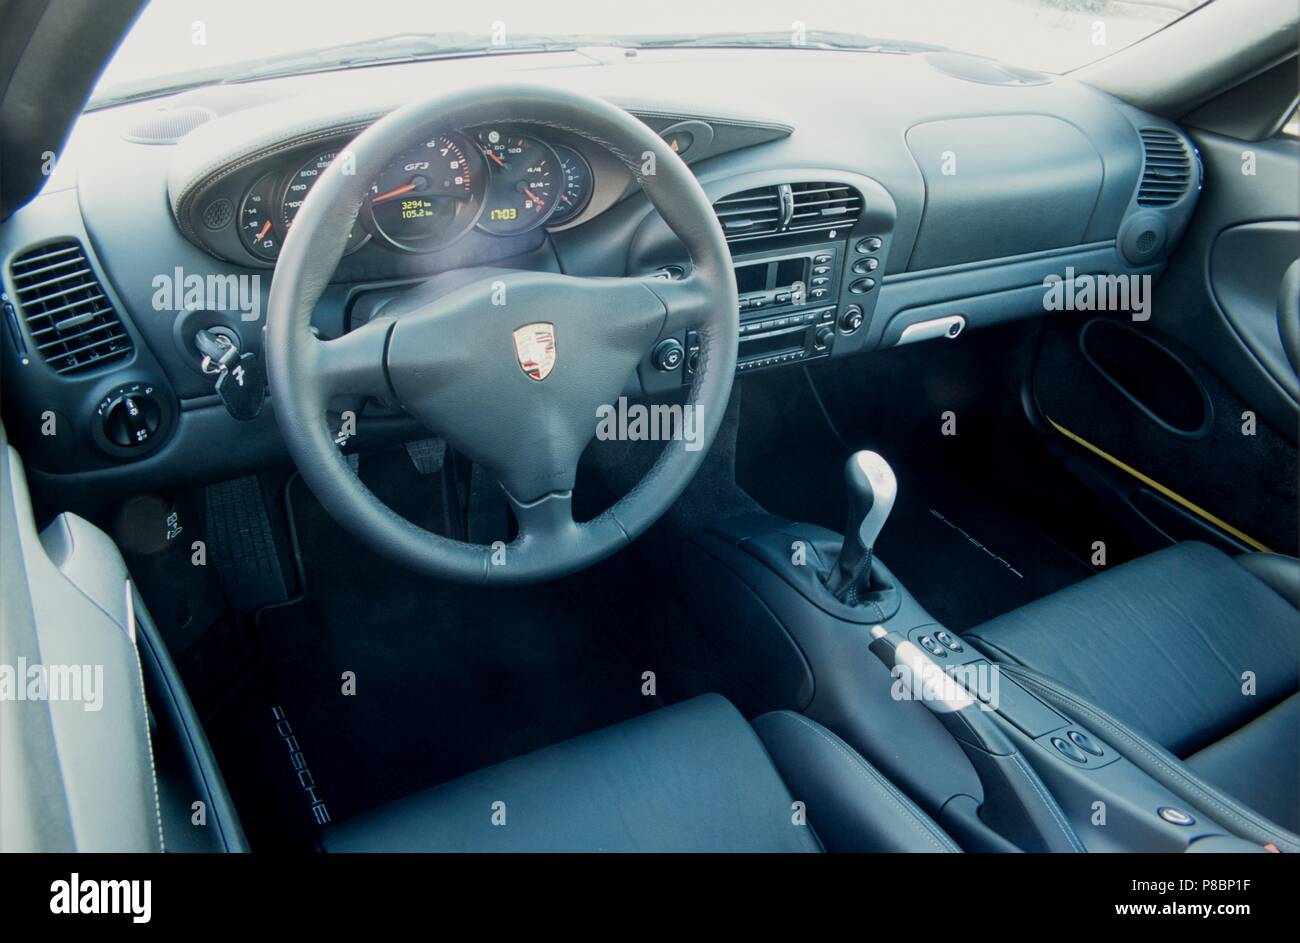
(963, 541, 1300, 848)
(321, 693, 960, 852)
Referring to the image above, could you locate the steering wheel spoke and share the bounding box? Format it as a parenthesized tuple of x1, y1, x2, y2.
(506, 488, 578, 542)
(313, 318, 395, 402)
(642, 272, 716, 336)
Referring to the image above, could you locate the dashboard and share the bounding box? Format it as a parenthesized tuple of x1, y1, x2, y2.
(0, 46, 1202, 516)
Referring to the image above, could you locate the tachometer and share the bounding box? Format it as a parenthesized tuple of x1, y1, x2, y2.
(476, 130, 560, 235)
(548, 144, 593, 226)
(281, 150, 368, 254)
(364, 132, 483, 250)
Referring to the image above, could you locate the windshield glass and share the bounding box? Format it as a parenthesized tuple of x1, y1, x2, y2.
(93, 0, 1215, 105)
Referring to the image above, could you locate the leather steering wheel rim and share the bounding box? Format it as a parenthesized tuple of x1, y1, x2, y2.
(266, 84, 737, 584)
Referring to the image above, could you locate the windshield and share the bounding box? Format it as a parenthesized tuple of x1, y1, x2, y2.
(93, 0, 1215, 105)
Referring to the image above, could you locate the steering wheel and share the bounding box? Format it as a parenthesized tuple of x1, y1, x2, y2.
(266, 85, 738, 584)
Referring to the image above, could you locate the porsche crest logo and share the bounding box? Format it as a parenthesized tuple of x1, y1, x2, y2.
(512, 323, 556, 381)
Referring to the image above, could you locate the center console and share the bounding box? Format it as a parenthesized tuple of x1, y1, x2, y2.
(679, 450, 1276, 853)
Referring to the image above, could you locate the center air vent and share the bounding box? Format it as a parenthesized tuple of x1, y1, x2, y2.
(712, 186, 783, 241)
(713, 182, 862, 243)
(7, 240, 132, 375)
(1137, 129, 1192, 207)
(788, 182, 863, 234)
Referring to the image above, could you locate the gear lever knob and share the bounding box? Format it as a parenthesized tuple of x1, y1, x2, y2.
(825, 451, 897, 601)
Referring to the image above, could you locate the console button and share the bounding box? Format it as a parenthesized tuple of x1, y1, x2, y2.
(1051, 737, 1088, 764)
(918, 635, 947, 658)
(774, 291, 791, 304)
(1158, 807, 1195, 826)
(809, 287, 829, 299)
(852, 257, 879, 274)
(849, 278, 876, 294)
(1068, 730, 1103, 756)
(812, 265, 831, 276)
(856, 236, 883, 253)
(811, 276, 830, 287)
(813, 253, 833, 264)
(935, 630, 964, 652)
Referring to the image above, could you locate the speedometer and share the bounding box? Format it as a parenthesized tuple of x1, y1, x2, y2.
(364, 132, 484, 250)
(476, 130, 560, 235)
(281, 150, 367, 254)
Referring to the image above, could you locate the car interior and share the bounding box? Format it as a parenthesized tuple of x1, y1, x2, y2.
(1, 0, 1298, 855)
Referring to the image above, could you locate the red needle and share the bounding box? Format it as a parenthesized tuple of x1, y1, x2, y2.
(255, 220, 272, 241)
(524, 188, 544, 205)
(484, 149, 505, 167)
(371, 182, 417, 204)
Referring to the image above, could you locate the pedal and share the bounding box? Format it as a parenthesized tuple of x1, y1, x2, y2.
(202, 476, 289, 616)
(404, 437, 446, 475)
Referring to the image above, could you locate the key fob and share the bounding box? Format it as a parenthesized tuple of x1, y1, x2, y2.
(214, 350, 266, 420)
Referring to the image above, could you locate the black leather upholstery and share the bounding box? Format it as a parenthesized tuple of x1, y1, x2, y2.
(965, 542, 1300, 841)
(321, 694, 957, 852)
(753, 710, 962, 852)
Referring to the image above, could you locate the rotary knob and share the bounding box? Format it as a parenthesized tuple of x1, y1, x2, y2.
(652, 338, 686, 372)
(839, 305, 864, 334)
(102, 393, 162, 447)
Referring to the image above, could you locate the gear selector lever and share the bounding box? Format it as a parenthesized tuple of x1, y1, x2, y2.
(824, 450, 897, 603)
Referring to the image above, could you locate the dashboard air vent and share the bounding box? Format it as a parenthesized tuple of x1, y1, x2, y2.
(8, 240, 132, 375)
(787, 182, 863, 234)
(712, 186, 782, 241)
(1137, 129, 1192, 207)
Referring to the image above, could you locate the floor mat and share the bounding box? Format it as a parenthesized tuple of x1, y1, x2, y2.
(737, 441, 1096, 632)
(203, 450, 656, 850)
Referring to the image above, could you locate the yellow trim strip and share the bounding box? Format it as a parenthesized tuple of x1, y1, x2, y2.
(1046, 417, 1273, 553)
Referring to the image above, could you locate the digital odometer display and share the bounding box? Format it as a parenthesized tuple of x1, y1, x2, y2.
(476, 129, 560, 236)
(366, 132, 483, 250)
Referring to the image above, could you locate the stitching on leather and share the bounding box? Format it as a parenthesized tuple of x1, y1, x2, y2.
(769, 712, 959, 852)
(128, 607, 166, 852)
(1005, 665, 1300, 851)
(175, 120, 381, 241)
(1007, 749, 1085, 852)
(947, 706, 1084, 851)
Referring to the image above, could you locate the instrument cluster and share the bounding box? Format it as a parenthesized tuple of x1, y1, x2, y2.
(236, 126, 594, 261)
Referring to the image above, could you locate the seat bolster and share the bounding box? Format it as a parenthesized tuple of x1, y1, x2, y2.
(1236, 552, 1300, 609)
(1185, 693, 1300, 835)
(753, 710, 962, 853)
(1000, 664, 1300, 853)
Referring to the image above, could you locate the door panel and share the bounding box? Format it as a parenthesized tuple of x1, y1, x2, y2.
(1032, 313, 1298, 557)
(1155, 130, 1300, 440)
(1209, 219, 1300, 401)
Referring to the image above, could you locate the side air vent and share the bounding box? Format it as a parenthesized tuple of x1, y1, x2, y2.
(712, 186, 783, 241)
(787, 182, 863, 234)
(8, 240, 132, 375)
(1137, 128, 1192, 207)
